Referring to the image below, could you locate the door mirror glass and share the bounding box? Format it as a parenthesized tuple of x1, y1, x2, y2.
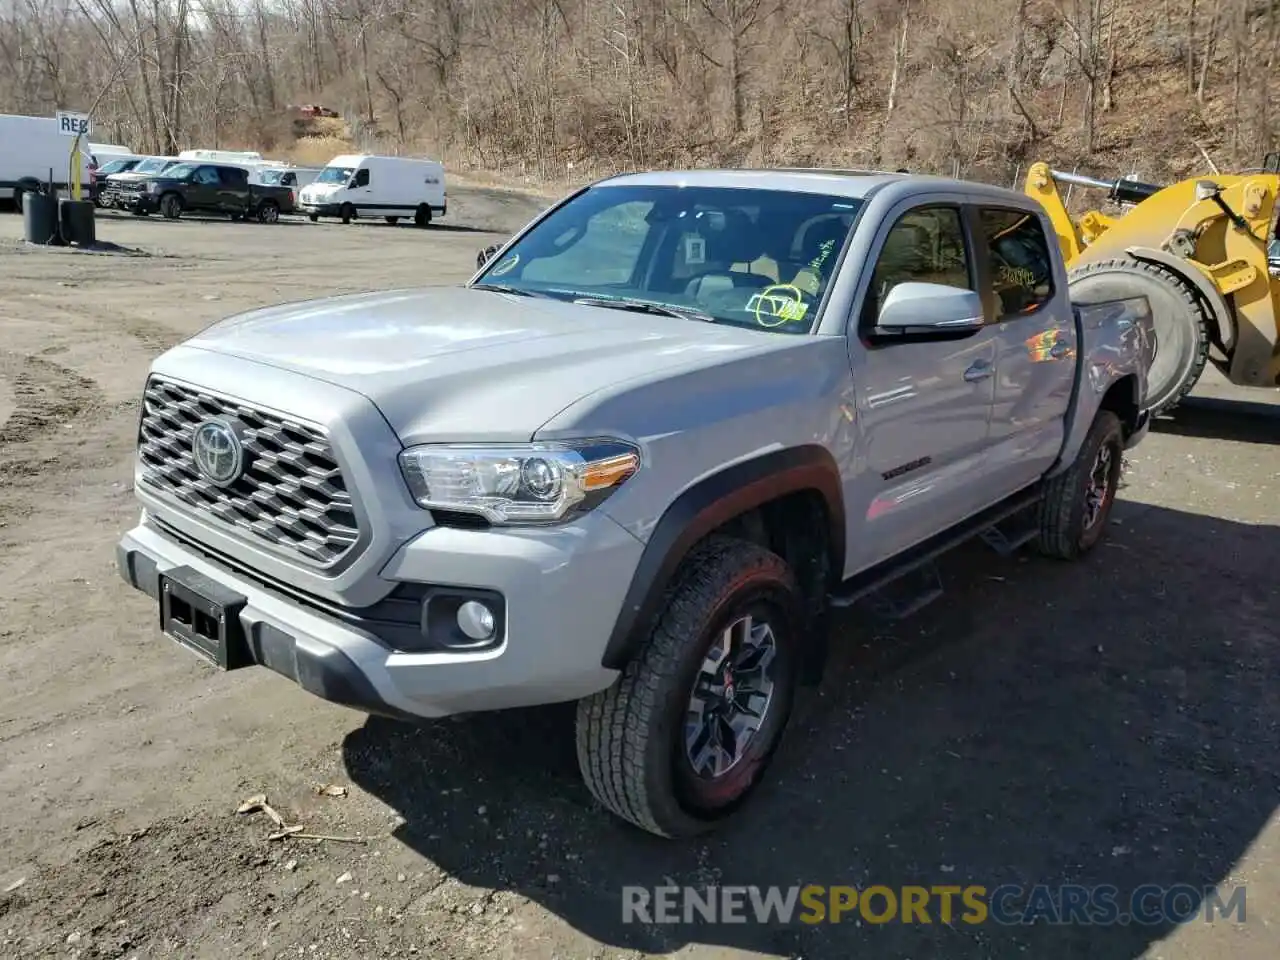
(875, 282, 985, 335)
(476, 243, 500, 269)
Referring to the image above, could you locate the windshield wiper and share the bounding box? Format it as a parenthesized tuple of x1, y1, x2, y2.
(470, 283, 554, 299)
(572, 296, 717, 324)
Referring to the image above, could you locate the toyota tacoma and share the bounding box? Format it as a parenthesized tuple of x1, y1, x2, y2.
(116, 169, 1157, 838)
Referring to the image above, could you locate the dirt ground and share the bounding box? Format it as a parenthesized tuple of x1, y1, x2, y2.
(1, 192, 1278, 960)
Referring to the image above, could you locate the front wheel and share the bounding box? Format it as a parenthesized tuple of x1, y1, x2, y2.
(1036, 410, 1125, 560)
(160, 193, 182, 220)
(384, 216, 399, 225)
(340, 203, 355, 224)
(576, 536, 802, 838)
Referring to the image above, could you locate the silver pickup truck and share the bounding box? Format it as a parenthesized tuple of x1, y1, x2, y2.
(116, 169, 1156, 839)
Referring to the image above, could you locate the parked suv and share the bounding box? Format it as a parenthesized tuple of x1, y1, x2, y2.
(116, 169, 1156, 838)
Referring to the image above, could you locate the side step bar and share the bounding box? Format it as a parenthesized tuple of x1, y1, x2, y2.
(828, 484, 1044, 610)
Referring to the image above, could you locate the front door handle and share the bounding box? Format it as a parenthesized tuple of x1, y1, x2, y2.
(1050, 339, 1071, 359)
(963, 359, 993, 382)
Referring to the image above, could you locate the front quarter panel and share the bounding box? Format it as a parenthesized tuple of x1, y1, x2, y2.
(535, 336, 854, 544)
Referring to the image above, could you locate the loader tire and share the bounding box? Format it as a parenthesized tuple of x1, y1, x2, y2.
(1066, 257, 1210, 416)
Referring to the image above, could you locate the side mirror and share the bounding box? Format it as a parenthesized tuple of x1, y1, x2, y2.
(874, 282, 986, 337)
(476, 243, 500, 269)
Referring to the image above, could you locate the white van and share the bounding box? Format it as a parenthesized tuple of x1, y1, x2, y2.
(297, 154, 446, 226)
(178, 148, 264, 164)
(256, 165, 322, 190)
(0, 113, 91, 207)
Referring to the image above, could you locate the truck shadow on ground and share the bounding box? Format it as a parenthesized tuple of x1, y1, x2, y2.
(342, 501, 1280, 959)
(1151, 396, 1280, 446)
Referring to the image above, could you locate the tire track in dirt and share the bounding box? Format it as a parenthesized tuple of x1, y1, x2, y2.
(0, 352, 104, 461)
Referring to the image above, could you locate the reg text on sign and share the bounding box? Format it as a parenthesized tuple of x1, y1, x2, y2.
(56, 111, 91, 137)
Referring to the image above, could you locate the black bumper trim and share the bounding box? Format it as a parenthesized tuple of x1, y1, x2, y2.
(116, 543, 415, 721)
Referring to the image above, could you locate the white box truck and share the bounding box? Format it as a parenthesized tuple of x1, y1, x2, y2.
(296, 154, 446, 226)
(0, 113, 91, 209)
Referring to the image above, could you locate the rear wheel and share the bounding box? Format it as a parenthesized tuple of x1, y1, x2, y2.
(308, 213, 319, 223)
(414, 205, 431, 228)
(257, 201, 280, 224)
(1036, 410, 1126, 560)
(384, 216, 399, 225)
(1067, 257, 1211, 415)
(576, 536, 802, 838)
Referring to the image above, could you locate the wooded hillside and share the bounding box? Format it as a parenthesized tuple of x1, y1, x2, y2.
(1, 0, 1275, 188)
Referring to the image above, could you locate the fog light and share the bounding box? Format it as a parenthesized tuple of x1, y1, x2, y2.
(456, 600, 496, 641)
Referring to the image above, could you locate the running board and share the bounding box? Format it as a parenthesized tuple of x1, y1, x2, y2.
(978, 523, 1039, 558)
(828, 484, 1045, 610)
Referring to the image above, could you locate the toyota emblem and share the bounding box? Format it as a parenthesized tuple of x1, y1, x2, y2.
(191, 419, 244, 486)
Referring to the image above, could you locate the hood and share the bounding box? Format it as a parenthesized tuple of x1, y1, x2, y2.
(301, 182, 341, 197)
(183, 286, 796, 444)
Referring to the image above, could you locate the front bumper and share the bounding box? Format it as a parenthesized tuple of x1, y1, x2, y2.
(297, 202, 341, 217)
(112, 193, 155, 213)
(116, 510, 642, 719)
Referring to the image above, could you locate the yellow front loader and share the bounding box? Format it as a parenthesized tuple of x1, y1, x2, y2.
(1023, 159, 1280, 415)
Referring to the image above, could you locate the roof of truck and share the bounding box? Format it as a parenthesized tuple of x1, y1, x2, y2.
(591, 168, 1033, 205)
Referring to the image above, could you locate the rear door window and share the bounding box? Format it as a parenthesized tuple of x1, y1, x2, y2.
(977, 207, 1055, 319)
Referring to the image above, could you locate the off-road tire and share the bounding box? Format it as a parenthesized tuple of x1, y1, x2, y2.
(575, 535, 803, 838)
(1067, 257, 1211, 416)
(160, 193, 182, 220)
(1036, 410, 1125, 560)
(340, 203, 355, 224)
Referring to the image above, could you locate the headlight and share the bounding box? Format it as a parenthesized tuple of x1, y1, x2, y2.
(398, 439, 640, 525)
(146, 181, 160, 194)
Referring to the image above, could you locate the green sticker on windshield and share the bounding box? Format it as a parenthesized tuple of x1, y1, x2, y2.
(491, 254, 519, 276)
(748, 285, 810, 328)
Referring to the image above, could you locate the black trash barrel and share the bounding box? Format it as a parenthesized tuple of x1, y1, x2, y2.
(22, 192, 60, 245)
(59, 198, 96, 247)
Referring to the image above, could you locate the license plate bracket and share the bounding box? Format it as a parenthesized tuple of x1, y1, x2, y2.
(159, 565, 251, 670)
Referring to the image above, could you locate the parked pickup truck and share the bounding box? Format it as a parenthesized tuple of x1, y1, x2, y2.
(115, 169, 1157, 839)
(112, 161, 294, 223)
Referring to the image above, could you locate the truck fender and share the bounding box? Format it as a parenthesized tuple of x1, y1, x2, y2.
(1125, 245, 1235, 352)
(599, 445, 846, 670)
(1047, 370, 1141, 479)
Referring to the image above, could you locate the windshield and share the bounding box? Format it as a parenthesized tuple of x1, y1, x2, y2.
(470, 183, 863, 333)
(315, 165, 356, 184)
(133, 158, 172, 174)
(99, 159, 134, 175)
(161, 162, 199, 179)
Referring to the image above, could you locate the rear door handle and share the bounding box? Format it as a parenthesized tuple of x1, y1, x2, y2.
(963, 359, 993, 382)
(1050, 339, 1071, 358)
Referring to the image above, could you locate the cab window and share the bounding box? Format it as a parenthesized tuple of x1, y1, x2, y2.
(862, 206, 972, 327)
(193, 166, 221, 185)
(978, 207, 1055, 319)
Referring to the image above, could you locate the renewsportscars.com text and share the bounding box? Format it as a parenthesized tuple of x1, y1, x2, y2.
(621, 884, 1247, 926)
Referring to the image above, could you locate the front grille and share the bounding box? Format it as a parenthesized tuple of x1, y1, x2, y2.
(137, 376, 361, 567)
